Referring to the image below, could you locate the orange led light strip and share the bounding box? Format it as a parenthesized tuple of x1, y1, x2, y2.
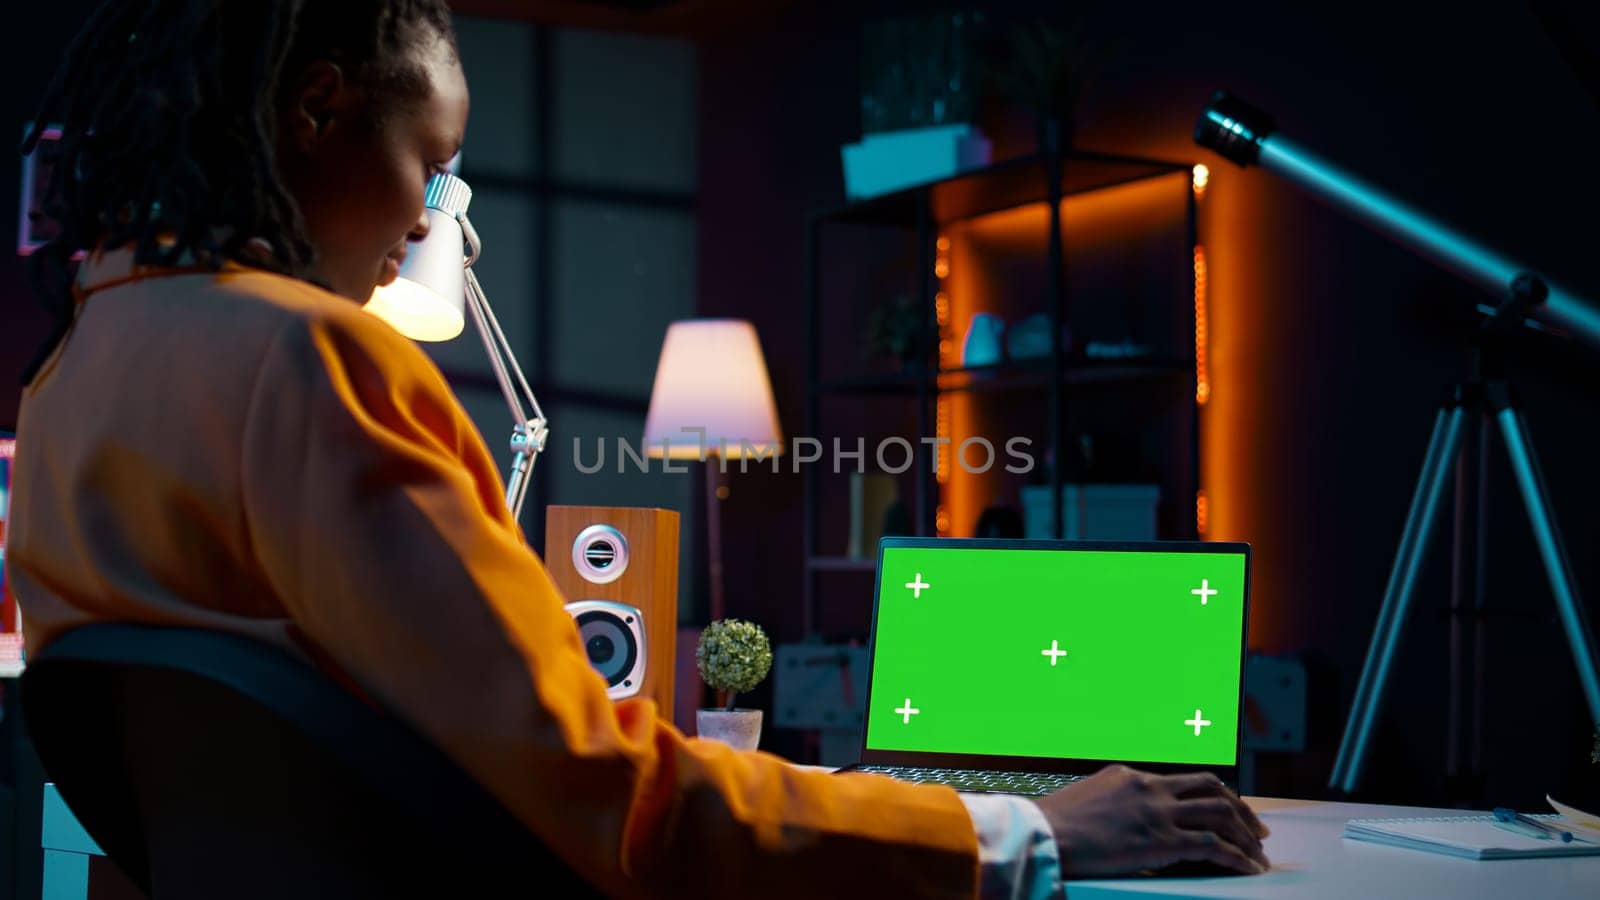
(935, 240, 952, 489)
(1194, 245, 1210, 406)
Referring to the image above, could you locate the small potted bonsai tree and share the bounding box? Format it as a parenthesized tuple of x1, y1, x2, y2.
(695, 619, 773, 751)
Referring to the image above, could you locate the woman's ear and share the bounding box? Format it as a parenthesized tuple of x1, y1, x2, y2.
(284, 61, 348, 150)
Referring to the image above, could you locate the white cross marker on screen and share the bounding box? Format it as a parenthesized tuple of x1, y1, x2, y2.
(1041, 641, 1068, 666)
(905, 573, 930, 599)
(1191, 579, 1218, 605)
(894, 699, 921, 724)
(1186, 709, 1213, 736)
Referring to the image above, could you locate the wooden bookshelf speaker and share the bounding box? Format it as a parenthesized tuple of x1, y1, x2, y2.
(545, 506, 680, 719)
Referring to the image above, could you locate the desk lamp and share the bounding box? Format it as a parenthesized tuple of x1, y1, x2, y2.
(642, 320, 783, 622)
(365, 174, 548, 519)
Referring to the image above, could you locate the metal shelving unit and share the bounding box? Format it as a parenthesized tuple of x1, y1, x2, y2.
(802, 148, 1202, 635)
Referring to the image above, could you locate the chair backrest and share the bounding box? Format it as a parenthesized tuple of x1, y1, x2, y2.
(21, 624, 601, 899)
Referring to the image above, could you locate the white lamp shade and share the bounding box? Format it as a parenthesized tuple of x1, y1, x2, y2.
(363, 208, 466, 342)
(643, 319, 784, 459)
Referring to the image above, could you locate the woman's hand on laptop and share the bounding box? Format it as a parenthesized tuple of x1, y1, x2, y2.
(1032, 764, 1270, 876)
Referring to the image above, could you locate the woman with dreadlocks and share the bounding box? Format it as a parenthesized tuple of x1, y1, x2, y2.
(7, 3, 1269, 897)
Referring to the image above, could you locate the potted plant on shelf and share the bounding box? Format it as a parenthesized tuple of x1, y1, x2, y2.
(988, 18, 1109, 153)
(695, 619, 773, 751)
(862, 292, 923, 373)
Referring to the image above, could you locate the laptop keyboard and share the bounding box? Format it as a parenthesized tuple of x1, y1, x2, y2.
(854, 765, 1082, 796)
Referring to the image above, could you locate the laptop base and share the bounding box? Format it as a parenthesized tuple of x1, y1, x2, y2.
(846, 764, 1083, 797)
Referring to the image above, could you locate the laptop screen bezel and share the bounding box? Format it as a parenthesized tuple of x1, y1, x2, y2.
(857, 537, 1253, 781)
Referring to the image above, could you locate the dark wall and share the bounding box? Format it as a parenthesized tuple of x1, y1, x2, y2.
(699, 0, 1600, 806)
(1, 6, 88, 430)
(3, 8, 97, 897)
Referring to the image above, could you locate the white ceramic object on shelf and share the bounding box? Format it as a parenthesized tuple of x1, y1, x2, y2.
(1021, 484, 1160, 541)
(961, 312, 1006, 367)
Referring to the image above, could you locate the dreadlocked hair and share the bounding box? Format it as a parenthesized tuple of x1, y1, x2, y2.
(20, 0, 456, 384)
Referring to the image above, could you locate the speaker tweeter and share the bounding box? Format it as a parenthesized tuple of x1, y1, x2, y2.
(572, 524, 629, 584)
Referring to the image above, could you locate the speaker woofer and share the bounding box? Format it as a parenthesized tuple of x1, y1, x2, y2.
(563, 599, 646, 700)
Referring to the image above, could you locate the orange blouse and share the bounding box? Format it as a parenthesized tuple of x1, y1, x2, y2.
(9, 253, 980, 898)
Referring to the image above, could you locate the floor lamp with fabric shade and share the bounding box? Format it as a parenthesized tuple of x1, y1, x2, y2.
(643, 320, 784, 623)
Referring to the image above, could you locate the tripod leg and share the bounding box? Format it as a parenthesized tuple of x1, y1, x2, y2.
(1494, 403, 1600, 724)
(1330, 406, 1469, 792)
(1445, 416, 1476, 789)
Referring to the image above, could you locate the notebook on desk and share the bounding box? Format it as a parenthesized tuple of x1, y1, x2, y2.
(1343, 815, 1600, 860)
(840, 538, 1251, 796)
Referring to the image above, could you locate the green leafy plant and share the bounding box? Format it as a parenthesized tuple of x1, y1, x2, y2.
(696, 619, 773, 710)
(863, 293, 922, 370)
(988, 18, 1114, 148)
(859, 12, 988, 134)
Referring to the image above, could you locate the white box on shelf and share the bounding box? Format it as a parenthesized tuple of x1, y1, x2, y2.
(840, 124, 992, 201)
(1242, 654, 1307, 752)
(772, 643, 869, 731)
(1021, 484, 1161, 541)
(0, 633, 22, 678)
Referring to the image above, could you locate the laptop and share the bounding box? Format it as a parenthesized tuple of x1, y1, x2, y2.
(842, 537, 1252, 795)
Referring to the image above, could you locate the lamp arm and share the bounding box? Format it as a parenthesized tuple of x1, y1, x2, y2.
(460, 212, 482, 268)
(460, 214, 548, 519)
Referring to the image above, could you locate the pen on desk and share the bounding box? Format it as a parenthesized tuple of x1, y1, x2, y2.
(1492, 807, 1572, 843)
(1493, 819, 1552, 841)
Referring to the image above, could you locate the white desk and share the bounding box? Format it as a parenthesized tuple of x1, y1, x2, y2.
(39, 780, 1600, 899)
(1067, 797, 1600, 899)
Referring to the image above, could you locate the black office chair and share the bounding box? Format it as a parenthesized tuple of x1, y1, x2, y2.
(21, 624, 603, 898)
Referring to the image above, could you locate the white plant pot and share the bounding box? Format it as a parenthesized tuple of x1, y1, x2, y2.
(696, 708, 763, 751)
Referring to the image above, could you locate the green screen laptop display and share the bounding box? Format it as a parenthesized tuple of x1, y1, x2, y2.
(865, 544, 1249, 767)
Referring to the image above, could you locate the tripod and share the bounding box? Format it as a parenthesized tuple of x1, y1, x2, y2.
(1329, 329, 1600, 794)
